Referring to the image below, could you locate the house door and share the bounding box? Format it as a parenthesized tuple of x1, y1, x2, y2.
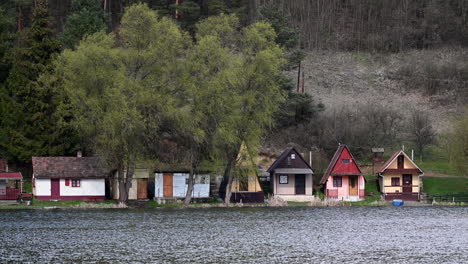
(51, 179, 60, 199)
(349, 176, 358, 196)
(402, 174, 412, 193)
(137, 179, 148, 200)
(163, 173, 173, 197)
(295, 174, 306, 195)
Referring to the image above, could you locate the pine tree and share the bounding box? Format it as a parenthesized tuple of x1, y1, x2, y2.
(0, 0, 70, 162)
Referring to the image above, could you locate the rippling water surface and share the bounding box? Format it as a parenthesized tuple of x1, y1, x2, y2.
(0, 207, 467, 263)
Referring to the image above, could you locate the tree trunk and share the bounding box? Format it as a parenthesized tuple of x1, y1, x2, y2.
(117, 164, 134, 207)
(183, 166, 195, 205)
(223, 157, 235, 206)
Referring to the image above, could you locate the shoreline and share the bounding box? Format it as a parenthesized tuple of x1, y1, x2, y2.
(0, 200, 465, 210)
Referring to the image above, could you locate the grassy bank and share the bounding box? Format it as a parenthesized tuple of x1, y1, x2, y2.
(419, 160, 460, 176)
(0, 200, 118, 210)
(344, 174, 387, 206)
(423, 177, 468, 197)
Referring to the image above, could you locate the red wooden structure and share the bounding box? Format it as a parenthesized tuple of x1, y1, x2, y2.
(0, 172, 23, 200)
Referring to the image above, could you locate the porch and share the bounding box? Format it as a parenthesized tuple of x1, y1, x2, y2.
(384, 192, 419, 201)
(0, 173, 23, 200)
(0, 187, 21, 200)
(326, 189, 365, 201)
(274, 194, 315, 202)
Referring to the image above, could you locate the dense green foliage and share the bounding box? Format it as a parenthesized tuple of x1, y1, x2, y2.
(0, 0, 74, 162)
(60, 0, 107, 48)
(52, 5, 285, 204)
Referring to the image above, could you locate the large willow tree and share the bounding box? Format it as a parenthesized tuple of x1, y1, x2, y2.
(52, 4, 284, 205)
(54, 4, 189, 206)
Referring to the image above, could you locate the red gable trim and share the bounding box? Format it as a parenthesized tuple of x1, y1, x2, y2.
(320, 145, 362, 185)
(384, 169, 421, 173)
(0, 172, 22, 179)
(378, 151, 423, 174)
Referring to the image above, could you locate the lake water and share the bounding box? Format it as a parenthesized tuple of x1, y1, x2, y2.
(0, 207, 467, 263)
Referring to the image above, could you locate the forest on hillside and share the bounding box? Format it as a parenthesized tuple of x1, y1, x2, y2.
(0, 0, 467, 203)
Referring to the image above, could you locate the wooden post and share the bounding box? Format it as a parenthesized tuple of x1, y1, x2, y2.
(297, 61, 301, 93)
(301, 71, 305, 93)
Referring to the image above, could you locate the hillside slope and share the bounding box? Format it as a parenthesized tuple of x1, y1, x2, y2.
(296, 48, 467, 132)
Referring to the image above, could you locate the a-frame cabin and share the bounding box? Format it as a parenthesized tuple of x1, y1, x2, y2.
(268, 147, 314, 202)
(378, 150, 424, 201)
(320, 145, 365, 201)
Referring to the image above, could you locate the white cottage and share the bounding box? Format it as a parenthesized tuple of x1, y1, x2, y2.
(32, 153, 107, 201)
(154, 172, 210, 201)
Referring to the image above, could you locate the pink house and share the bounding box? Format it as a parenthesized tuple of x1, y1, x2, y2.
(320, 145, 365, 201)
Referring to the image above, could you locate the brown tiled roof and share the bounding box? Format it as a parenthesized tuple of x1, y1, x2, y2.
(32, 157, 108, 179)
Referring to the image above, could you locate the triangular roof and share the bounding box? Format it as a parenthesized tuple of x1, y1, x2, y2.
(320, 145, 362, 184)
(377, 150, 423, 174)
(267, 147, 313, 173)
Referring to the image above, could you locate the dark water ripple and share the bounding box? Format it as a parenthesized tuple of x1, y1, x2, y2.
(0, 207, 467, 263)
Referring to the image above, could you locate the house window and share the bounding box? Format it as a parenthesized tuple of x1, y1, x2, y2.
(65, 179, 70, 186)
(342, 159, 350, 164)
(333, 176, 342, 187)
(291, 154, 296, 160)
(71, 179, 81, 187)
(279, 175, 289, 184)
(397, 155, 404, 169)
(391, 177, 400, 186)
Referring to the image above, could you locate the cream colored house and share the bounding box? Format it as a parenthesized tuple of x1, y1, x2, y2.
(378, 150, 424, 201)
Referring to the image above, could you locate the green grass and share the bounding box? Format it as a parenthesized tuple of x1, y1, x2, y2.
(0, 199, 118, 210)
(423, 177, 468, 196)
(287, 201, 310, 206)
(419, 160, 460, 175)
(346, 175, 386, 206)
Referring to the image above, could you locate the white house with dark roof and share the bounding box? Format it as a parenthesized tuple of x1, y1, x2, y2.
(32, 152, 108, 201)
(267, 147, 314, 202)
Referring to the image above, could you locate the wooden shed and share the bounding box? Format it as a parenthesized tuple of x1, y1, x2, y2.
(154, 172, 210, 202)
(112, 168, 150, 201)
(230, 168, 264, 203)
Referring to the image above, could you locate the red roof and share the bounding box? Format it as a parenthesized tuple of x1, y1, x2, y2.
(320, 145, 362, 184)
(0, 172, 22, 179)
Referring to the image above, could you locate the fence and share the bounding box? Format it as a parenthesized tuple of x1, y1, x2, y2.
(421, 194, 468, 204)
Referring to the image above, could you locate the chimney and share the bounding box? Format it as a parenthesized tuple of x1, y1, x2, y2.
(77, 151, 82, 158)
